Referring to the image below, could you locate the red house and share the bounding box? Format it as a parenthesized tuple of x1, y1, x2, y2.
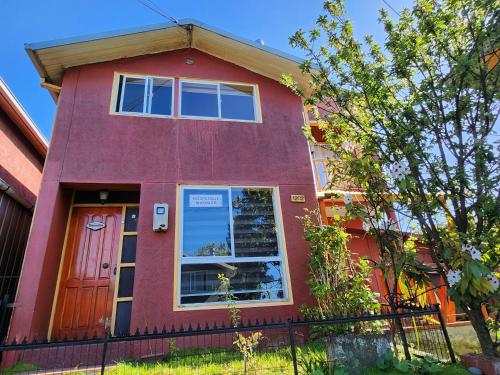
(9, 20, 317, 341)
(8, 19, 457, 344)
(0, 77, 47, 339)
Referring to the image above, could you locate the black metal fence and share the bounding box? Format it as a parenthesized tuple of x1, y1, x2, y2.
(0, 305, 455, 374)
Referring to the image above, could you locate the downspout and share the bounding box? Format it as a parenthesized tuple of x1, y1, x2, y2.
(0, 177, 34, 211)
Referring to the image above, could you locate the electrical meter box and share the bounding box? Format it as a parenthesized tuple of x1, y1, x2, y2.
(153, 203, 168, 232)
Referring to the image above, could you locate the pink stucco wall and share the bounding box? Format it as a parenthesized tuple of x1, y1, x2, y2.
(9, 48, 318, 340)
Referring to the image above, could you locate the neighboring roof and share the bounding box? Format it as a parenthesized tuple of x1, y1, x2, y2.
(25, 18, 312, 99)
(0, 78, 48, 158)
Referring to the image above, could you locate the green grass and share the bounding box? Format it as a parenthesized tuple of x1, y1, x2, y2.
(3, 363, 38, 373)
(106, 347, 293, 374)
(102, 341, 470, 375)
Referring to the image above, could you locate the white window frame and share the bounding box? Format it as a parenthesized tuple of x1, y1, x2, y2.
(179, 79, 260, 123)
(178, 185, 288, 307)
(114, 73, 175, 118)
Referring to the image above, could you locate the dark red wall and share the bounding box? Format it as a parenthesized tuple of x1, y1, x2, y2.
(9, 48, 317, 340)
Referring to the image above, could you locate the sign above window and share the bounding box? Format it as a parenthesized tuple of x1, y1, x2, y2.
(189, 194, 223, 208)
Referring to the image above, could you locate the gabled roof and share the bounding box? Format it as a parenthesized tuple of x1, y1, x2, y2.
(25, 18, 311, 99)
(0, 78, 48, 158)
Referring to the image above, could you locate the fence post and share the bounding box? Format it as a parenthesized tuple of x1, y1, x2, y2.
(394, 315, 412, 360)
(288, 319, 299, 375)
(435, 304, 456, 363)
(100, 331, 110, 375)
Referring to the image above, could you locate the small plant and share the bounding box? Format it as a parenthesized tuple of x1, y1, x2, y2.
(165, 337, 180, 360)
(218, 273, 263, 374)
(376, 351, 446, 374)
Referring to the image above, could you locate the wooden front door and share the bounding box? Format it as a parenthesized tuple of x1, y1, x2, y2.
(52, 206, 122, 339)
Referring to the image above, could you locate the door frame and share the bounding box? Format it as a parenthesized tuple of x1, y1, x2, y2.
(47, 202, 139, 340)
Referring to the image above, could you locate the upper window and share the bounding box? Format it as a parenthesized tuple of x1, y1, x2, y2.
(178, 186, 288, 306)
(180, 80, 258, 122)
(115, 74, 173, 116)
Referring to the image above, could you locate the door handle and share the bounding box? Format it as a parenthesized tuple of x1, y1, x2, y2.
(102, 262, 109, 269)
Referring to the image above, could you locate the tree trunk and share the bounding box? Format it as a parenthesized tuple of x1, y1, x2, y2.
(465, 304, 497, 357)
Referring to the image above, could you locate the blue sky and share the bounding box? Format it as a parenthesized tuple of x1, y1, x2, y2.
(1, 0, 411, 140)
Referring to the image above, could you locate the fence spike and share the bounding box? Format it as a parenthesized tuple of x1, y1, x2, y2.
(170, 324, 176, 333)
(72, 334, 78, 341)
(144, 326, 149, 335)
(196, 323, 201, 331)
(179, 324, 184, 332)
(11, 337, 17, 345)
(221, 321, 225, 329)
(255, 318, 260, 326)
(267, 318, 271, 324)
(92, 331, 98, 339)
(296, 315, 302, 323)
(135, 328, 140, 336)
(205, 322, 209, 330)
(188, 323, 192, 331)
(247, 319, 252, 327)
(83, 332, 88, 340)
(21, 336, 27, 344)
(153, 326, 158, 334)
(162, 325, 167, 334)
(32, 336, 38, 344)
(63, 334, 68, 342)
(212, 321, 217, 329)
(278, 317, 282, 323)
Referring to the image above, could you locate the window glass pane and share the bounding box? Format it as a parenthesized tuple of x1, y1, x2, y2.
(220, 84, 255, 121)
(121, 235, 137, 263)
(118, 267, 135, 298)
(121, 77, 146, 113)
(317, 161, 328, 189)
(124, 207, 139, 232)
(114, 301, 132, 336)
(231, 188, 279, 257)
(150, 78, 172, 116)
(180, 261, 283, 304)
(181, 82, 219, 118)
(182, 189, 231, 257)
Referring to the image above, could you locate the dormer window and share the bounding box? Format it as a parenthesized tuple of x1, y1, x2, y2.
(180, 80, 258, 122)
(114, 74, 174, 117)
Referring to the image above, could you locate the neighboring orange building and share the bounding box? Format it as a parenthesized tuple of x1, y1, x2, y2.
(305, 108, 461, 323)
(0, 77, 48, 339)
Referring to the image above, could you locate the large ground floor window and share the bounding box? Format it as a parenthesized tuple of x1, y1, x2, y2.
(178, 186, 289, 307)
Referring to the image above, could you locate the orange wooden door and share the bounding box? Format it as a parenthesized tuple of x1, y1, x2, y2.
(52, 206, 122, 339)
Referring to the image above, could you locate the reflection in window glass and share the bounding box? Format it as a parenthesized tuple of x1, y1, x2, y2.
(180, 186, 287, 306)
(150, 78, 173, 116)
(231, 188, 278, 257)
(182, 189, 231, 257)
(181, 82, 218, 118)
(116, 75, 173, 116)
(121, 235, 137, 263)
(118, 267, 135, 298)
(114, 301, 132, 336)
(121, 77, 146, 113)
(317, 161, 328, 189)
(180, 262, 283, 304)
(124, 207, 139, 232)
(220, 84, 255, 121)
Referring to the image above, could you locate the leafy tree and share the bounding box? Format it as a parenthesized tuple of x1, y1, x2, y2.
(284, 0, 499, 356)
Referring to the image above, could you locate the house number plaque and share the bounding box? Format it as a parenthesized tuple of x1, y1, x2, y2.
(86, 221, 106, 231)
(290, 195, 306, 203)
